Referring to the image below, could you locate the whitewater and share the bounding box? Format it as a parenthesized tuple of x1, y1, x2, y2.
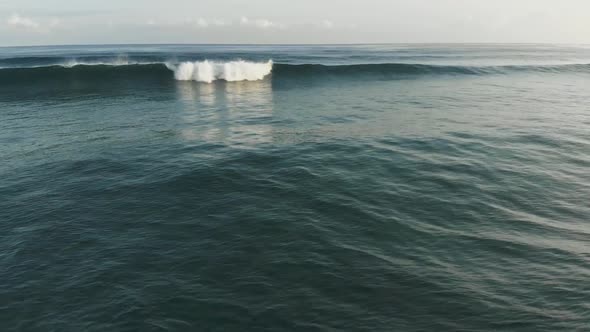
(170, 60, 273, 83)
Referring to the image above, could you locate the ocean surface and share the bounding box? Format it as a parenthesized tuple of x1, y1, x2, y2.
(1, 44, 589, 331)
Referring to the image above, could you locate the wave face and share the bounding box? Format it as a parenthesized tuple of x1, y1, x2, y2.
(0, 61, 589, 85)
(273, 62, 590, 76)
(172, 60, 273, 83)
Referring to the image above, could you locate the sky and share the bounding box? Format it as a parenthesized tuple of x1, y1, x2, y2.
(1, 0, 590, 46)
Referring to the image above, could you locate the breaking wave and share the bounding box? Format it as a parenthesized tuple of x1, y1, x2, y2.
(170, 60, 273, 83)
(1, 60, 589, 84)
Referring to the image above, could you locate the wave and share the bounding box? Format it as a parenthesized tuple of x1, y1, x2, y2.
(1, 61, 589, 84)
(170, 60, 273, 83)
(0, 56, 162, 68)
(272, 63, 590, 76)
(0, 64, 173, 85)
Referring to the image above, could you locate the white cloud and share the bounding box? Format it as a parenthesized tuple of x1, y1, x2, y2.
(141, 17, 231, 29)
(211, 19, 226, 27)
(240, 16, 284, 29)
(320, 20, 334, 29)
(196, 18, 209, 28)
(6, 13, 61, 32)
(254, 19, 274, 29)
(143, 16, 278, 30)
(191, 18, 228, 28)
(49, 18, 61, 28)
(7, 14, 40, 29)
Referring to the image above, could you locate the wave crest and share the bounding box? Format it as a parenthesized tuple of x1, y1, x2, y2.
(1, 61, 589, 86)
(171, 60, 273, 83)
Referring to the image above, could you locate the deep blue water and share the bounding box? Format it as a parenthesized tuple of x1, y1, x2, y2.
(1, 44, 590, 331)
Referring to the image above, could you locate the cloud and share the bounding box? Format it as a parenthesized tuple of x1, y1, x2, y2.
(240, 16, 285, 29)
(320, 20, 334, 29)
(210, 19, 227, 27)
(49, 18, 61, 28)
(7, 14, 40, 29)
(142, 16, 282, 30)
(254, 19, 274, 29)
(196, 18, 209, 28)
(188, 17, 228, 28)
(5, 13, 61, 32)
(145, 17, 228, 28)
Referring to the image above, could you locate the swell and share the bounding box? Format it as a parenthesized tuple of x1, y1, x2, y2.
(272, 63, 590, 76)
(0, 64, 173, 84)
(0, 62, 589, 84)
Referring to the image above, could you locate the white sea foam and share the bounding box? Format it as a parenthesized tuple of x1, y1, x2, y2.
(171, 60, 273, 83)
(61, 57, 155, 68)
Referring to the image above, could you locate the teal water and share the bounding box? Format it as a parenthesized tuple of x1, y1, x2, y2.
(1, 45, 590, 331)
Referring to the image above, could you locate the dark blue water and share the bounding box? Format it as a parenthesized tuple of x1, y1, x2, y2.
(1, 44, 590, 331)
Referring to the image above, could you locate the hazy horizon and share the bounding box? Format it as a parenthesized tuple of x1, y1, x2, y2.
(2, 0, 590, 46)
(4, 42, 590, 49)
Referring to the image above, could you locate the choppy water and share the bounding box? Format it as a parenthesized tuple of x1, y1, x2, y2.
(1, 44, 590, 331)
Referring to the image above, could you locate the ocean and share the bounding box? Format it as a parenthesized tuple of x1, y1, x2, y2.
(1, 44, 589, 331)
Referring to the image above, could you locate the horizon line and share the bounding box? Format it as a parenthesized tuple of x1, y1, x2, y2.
(1, 42, 589, 48)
